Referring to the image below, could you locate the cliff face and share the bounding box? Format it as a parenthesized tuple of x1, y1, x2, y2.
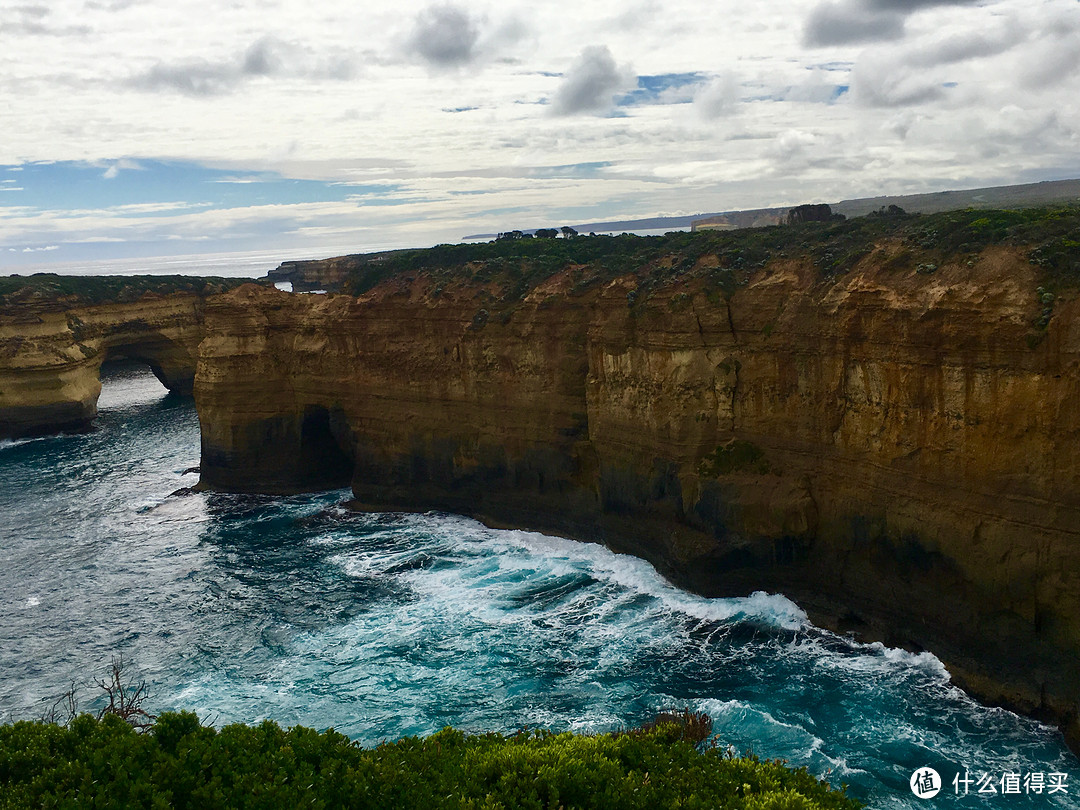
(195, 247, 1080, 748)
(268, 254, 375, 292)
(0, 293, 208, 438)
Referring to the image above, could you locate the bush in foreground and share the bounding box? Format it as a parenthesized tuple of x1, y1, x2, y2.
(0, 711, 860, 809)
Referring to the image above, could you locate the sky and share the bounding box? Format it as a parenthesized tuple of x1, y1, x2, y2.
(2, 0, 1079, 269)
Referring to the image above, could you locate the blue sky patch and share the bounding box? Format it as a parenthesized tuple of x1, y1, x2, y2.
(0, 160, 383, 214)
(617, 73, 706, 107)
(529, 162, 612, 178)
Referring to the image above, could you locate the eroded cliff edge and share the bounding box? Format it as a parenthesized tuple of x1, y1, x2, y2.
(196, 224, 1080, 749)
(0, 275, 245, 438)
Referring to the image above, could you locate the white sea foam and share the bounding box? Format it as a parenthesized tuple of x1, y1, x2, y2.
(0, 436, 46, 451)
(409, 514, 809, 630)
(798, 635, 951, 682)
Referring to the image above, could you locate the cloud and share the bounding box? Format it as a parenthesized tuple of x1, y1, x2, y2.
(803, 3, 905, 46)
(242, 37, 292, 77)
(845, 8, 1042, 108)
(885, 110, 919, 139)
(11, 4, 47, 19)
(128, 36, 356, 96)
(905, 22, 1027, 67)
(130, 59, 243, 96)
(5, 0, 1080, 267)
(2, 3, 91, 36)
(865, 0, 981, 10)
(851, 55, 947, 107)
(101, 158, 143, 179)
(551, 46, 634, 115)
(694, 75, 739, 118)
(802, 0, 984, 46)
(1018, 10, 1080, 87)
(407, 4, 481, 69)
(769, 129, 818, 163)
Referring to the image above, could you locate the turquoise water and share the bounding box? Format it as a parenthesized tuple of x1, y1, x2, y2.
(1, 364, 1077, 808)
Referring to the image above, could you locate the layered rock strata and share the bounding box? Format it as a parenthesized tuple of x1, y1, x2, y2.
(0, 293, 208, 438)
(197, 247, 1080, 748)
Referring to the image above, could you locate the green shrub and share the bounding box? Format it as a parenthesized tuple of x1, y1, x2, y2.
(0, 712, 862, 809)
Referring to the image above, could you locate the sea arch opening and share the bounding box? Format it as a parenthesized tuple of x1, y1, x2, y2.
(98, 333, 198, 397)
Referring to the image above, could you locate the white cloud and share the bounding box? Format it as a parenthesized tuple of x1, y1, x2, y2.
(694, 75, 740, 119)
(101, 158, 143, 179)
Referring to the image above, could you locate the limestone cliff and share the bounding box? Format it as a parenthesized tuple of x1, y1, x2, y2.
(196, 234, 1080, 749)
(269, 253, 390, 292)
(0, 277, 244, 438)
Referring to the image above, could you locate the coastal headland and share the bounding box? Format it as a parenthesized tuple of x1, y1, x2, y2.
(0, 275, 245, 438)
(4, 205, 1080, 752)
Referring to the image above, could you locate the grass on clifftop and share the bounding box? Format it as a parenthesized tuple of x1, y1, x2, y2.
(0, 274, 253, 307)
(338, 203, 1080, 305)
(0, 710, 861, 809)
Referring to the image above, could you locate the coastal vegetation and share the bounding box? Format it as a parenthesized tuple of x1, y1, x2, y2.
(1, 663, 859, 807)
(0, 710, 861, 809)
(339, 204, 1080, 304)
(0, 274, 249, 306)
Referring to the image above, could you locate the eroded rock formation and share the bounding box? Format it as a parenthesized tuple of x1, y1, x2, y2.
(0, 293, 208, 438)
(195, 244, 1080, 749)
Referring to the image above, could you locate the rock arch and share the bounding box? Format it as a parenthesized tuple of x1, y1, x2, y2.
(0, 296, 206, 439)
(98, 332, 198, 396)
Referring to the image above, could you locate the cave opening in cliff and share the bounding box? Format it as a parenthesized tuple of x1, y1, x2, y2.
(296, 405, 355, 490)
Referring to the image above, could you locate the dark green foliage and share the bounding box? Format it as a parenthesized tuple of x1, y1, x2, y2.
(0, 274, 251, 306)
(0, 712, 862, 809)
